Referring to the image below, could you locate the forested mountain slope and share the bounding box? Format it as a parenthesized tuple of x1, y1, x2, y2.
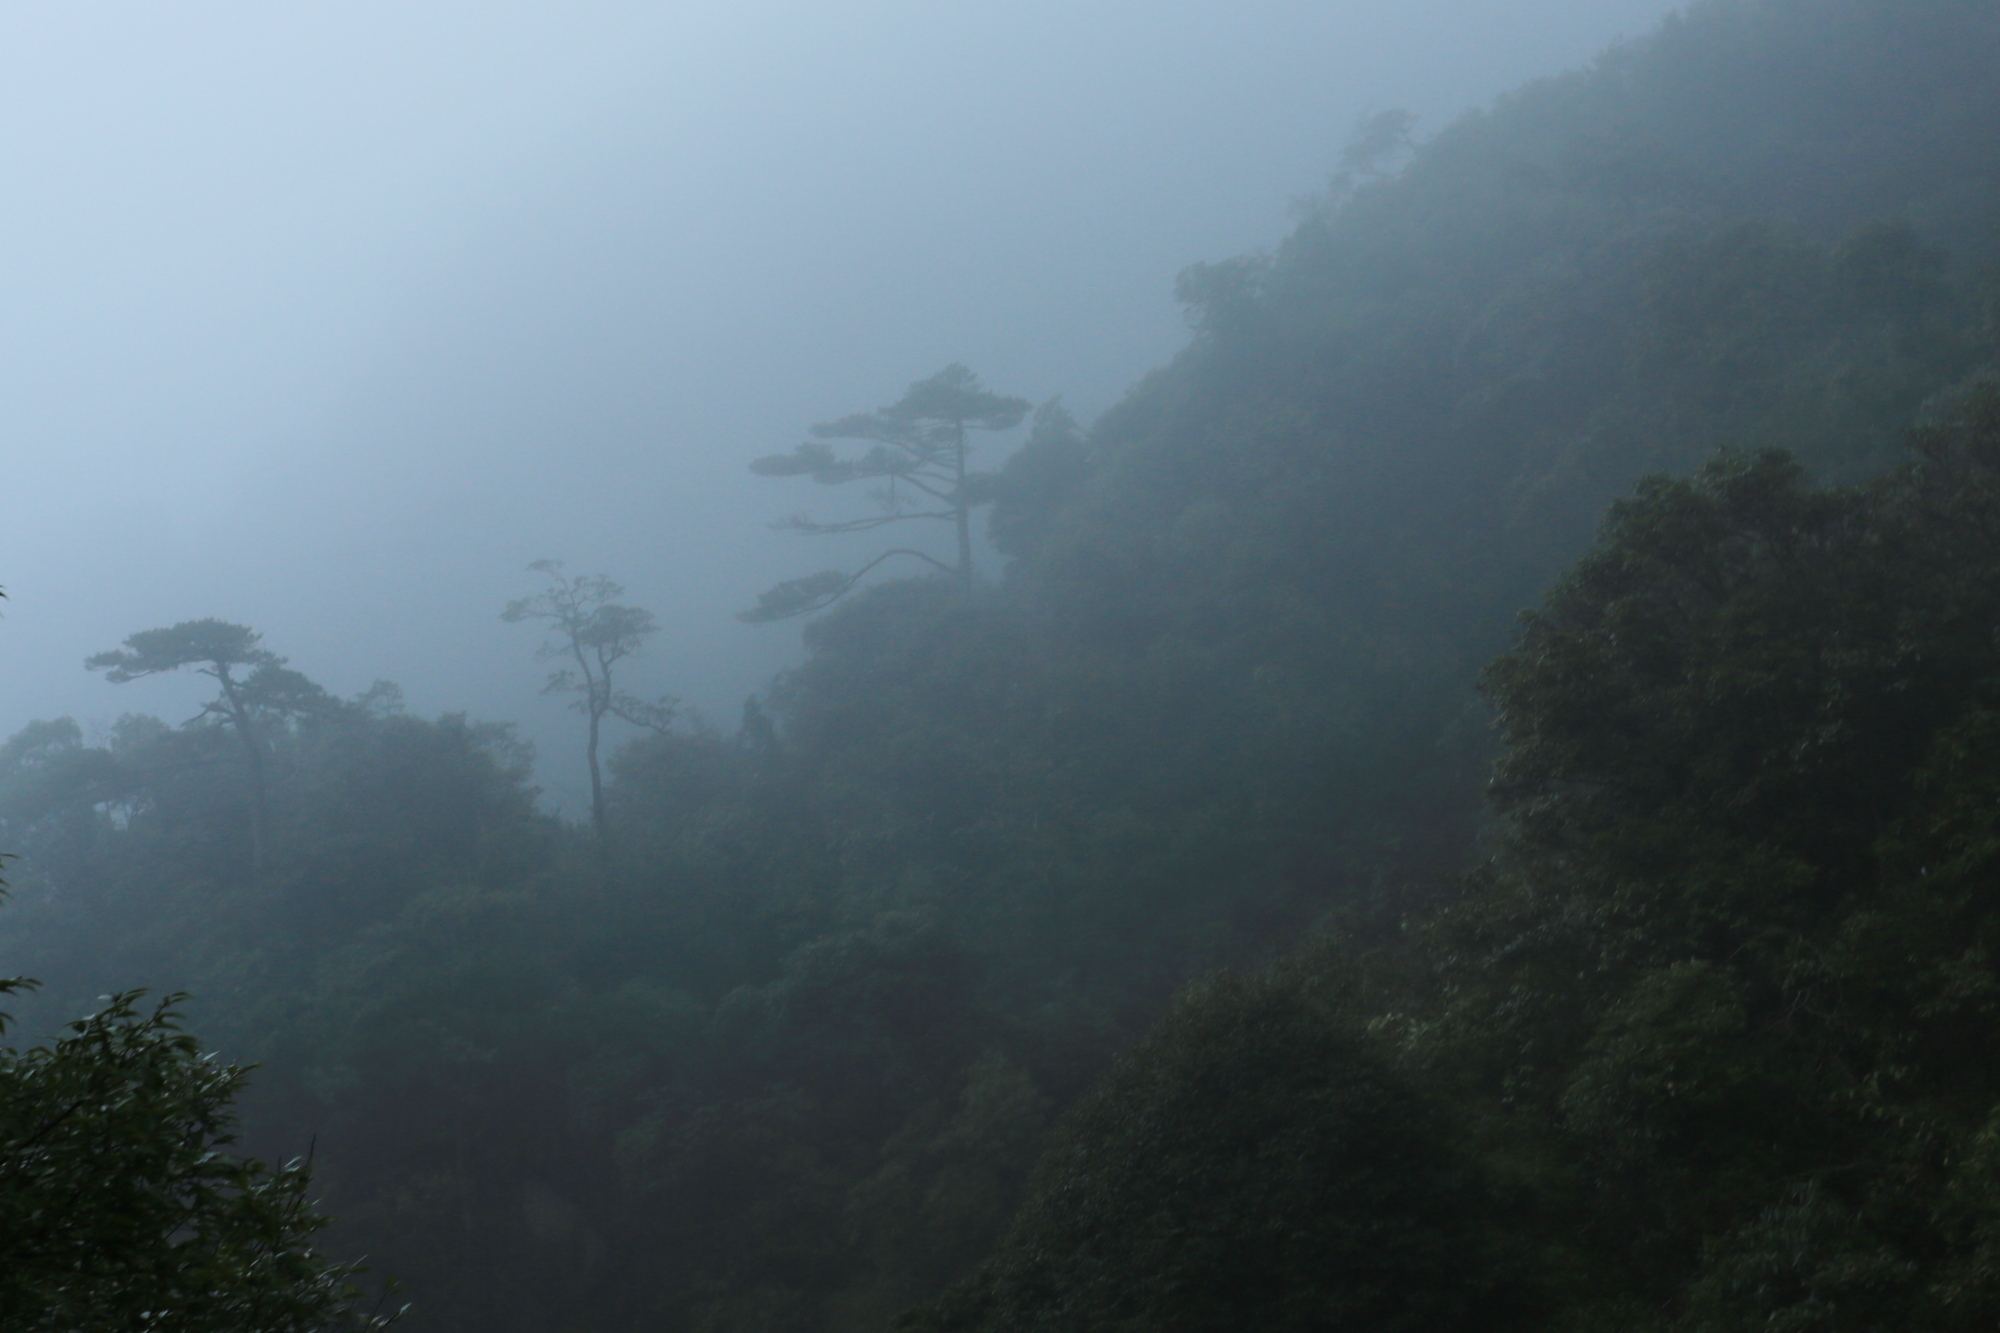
(2, 1, 1997, 1329)
(909, 387, 2000, 1331)
(955, 0, 1999, 982)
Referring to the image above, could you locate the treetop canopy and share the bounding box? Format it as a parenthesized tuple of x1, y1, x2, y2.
(84, 619, 274, 683)
(815, 363, 1030, 439)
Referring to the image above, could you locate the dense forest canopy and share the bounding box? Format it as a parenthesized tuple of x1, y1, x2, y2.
(3, 0, 1998, 1328)
(908, 387, 2000, 1330)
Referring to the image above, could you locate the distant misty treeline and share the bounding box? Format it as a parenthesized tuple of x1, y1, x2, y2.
(2, 0, 1998, 1328)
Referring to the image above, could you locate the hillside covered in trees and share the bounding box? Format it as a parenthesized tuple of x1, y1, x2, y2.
(3, 0, 1999, 1328)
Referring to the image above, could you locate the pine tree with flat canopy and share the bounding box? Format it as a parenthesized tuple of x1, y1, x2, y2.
(745, 364, 1030, 622)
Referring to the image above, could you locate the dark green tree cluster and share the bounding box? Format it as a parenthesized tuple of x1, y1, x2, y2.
(0, 648, 1079, 1331)
(903, 967, 1535, 1333)
(1415, 388, 2000, 1326)
(903, 384, 2000, 1331)
(0, 979, 396, 1332)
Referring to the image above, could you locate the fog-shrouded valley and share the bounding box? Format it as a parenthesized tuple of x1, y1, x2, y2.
(4, 1, 2000, 1329)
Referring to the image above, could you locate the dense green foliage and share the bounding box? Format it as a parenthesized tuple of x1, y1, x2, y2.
(1423, 389, 2000, 1327)
(4, 0, 2000, 1327)
(0, 975, 392, 1331)
(905, 384, 2000, 1331)
(902, 968, 1535, 1333)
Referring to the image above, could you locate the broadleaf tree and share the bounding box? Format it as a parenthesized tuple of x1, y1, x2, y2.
(0, 978, 401, 1332)
(744, 364, 1030, 621)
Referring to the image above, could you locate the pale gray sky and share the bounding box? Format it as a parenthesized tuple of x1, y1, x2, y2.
(0, 1, 1683, 810)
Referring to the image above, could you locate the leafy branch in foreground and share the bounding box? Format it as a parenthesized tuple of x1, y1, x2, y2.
(0, 979, 400, 1332)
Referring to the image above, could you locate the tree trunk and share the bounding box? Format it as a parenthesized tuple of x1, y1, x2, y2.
(953, 418, 974, 585)
(217, 674, 269, 876)
(587, 701, 606, 849)
(572, 635, 612, 866)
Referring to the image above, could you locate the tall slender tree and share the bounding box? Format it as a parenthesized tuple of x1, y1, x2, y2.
(502, 560, 674, 845)
(744, 364, 1030, 622)
(85, 620, 325, 875)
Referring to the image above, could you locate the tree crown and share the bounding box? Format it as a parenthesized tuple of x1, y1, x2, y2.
(85, 619, 273, 684)
(502, 560, 675, 731)
(751, 365, 1030, 484)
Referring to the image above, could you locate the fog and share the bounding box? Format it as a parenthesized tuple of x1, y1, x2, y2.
(0, 1, 1680, 810)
